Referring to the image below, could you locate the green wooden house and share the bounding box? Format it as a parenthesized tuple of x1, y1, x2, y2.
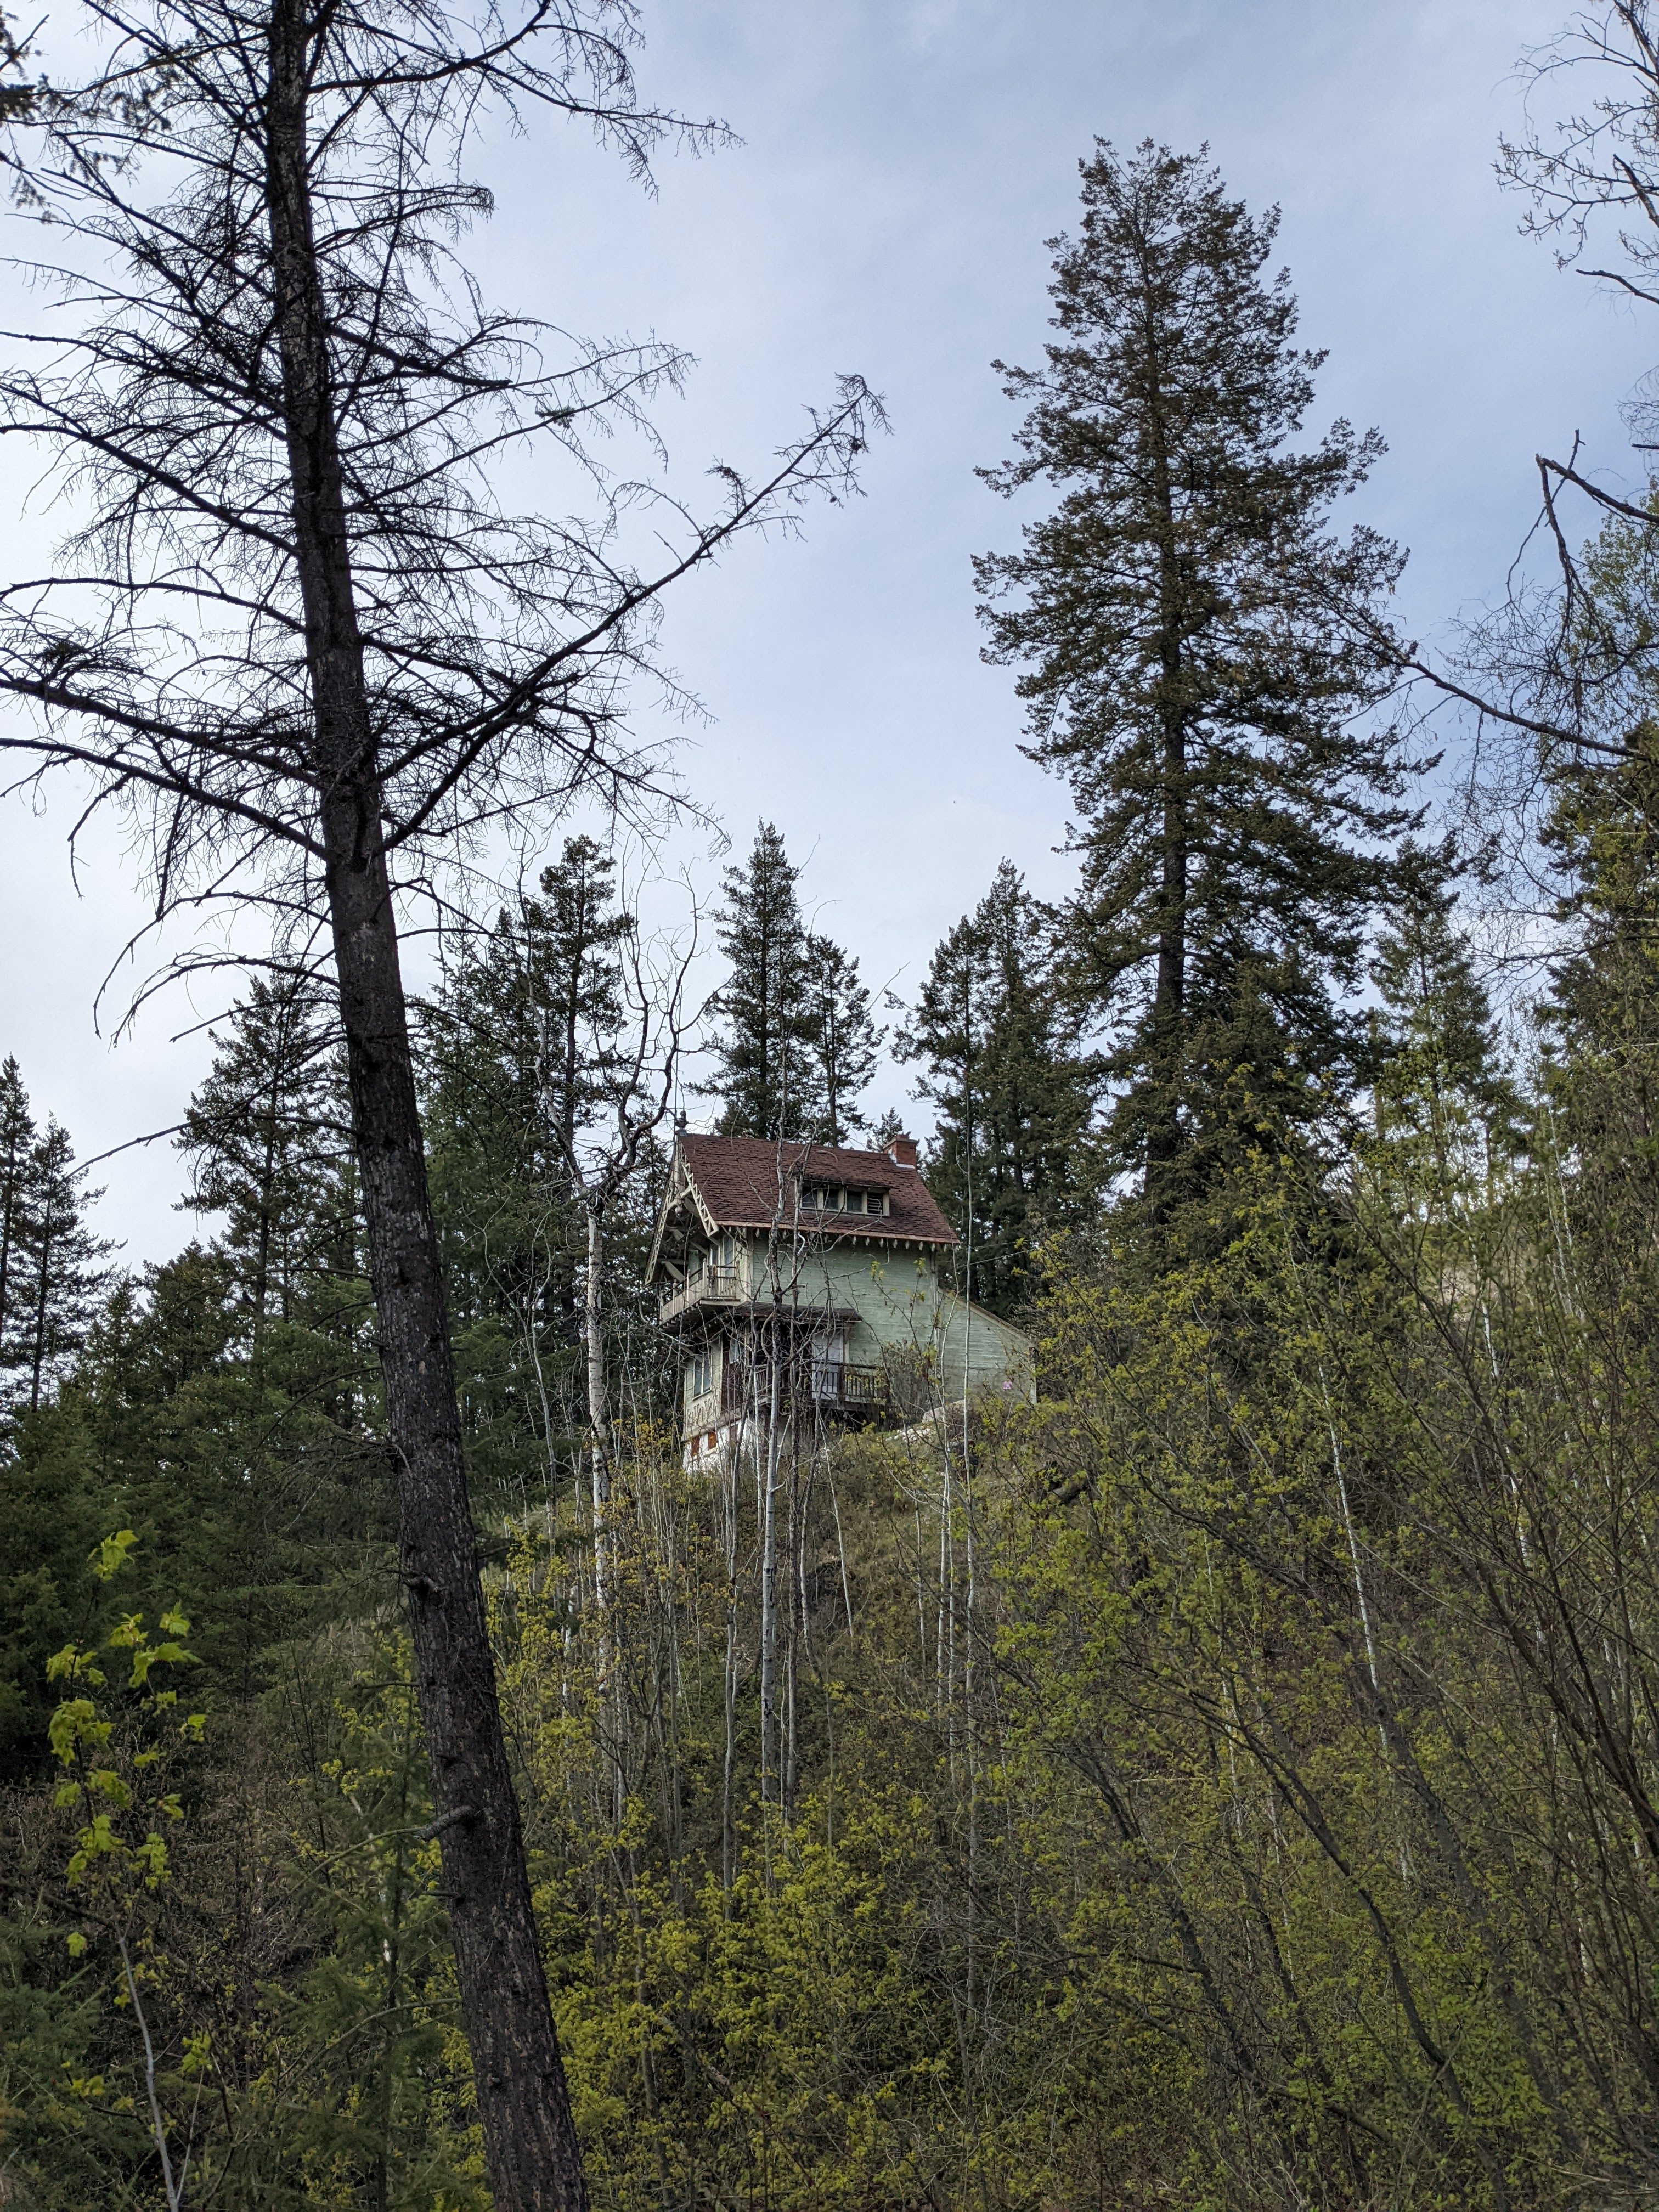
(648, 1132, 1034, 1462)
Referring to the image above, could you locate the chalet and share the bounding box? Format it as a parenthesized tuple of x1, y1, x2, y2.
(648, 1131, 1034, 1462)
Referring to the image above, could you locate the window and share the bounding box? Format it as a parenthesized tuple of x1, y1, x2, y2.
(844, 1189, 865, 1214)
(690, 1352, 711, 1400)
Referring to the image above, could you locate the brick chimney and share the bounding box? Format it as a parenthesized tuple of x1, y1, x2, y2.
(885, 1133, 919, 1169)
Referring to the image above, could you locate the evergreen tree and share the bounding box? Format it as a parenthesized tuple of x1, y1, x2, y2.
(800, 935, 884, 1144)
(0, 1056, 37, 1400)
(1367, 855, 1521, 1201)
(704, 824, 882, 1144)
(1534, 726, 1659, 1205)
(426, 836, 631, 1188)
(18, 1122, 109, 1415)
(421, 838, 672, 1500)
(0, 1075, 110, 1422)
(704, 823, 819, 1139)
(976, 142, 1419, 1217)
(898, 861, 1099, 1311)
(177, 975, 353, 1340)
(527, 836, 632, 1179)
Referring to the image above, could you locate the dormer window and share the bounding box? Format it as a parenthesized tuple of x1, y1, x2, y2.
(798, 1181, 887, 1218)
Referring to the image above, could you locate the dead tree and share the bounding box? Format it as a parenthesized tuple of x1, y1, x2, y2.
(0, 3, 875, 2204)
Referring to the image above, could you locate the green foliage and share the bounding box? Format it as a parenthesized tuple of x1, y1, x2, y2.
(899, 857, 1101, 1311)
(976, 142, 1420, 1212)
(419, 837, 676, 1509)
(176, 973, 358, 1346)
(704, 821, 883, 1144)
(0, 1054, 112, 1422)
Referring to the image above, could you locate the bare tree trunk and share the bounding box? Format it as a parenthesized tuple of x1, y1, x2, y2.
(264, 4, 585, 2202)
(721, 1417, 741, 1893)
(583, 1197, 622, 1828)
(758, 1317, 784, 1807)
(585, 1200, 614, 1630)
(784, 1419, 802, 1815)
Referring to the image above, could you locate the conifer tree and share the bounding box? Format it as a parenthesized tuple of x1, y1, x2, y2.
(0, 1056, 37, 1397)
(528, 836, 633, 1180)
(977, 142, 1419, 1217)
(801, 935, 884, 1144)
(1368, 857, 1520, 1198)
(423, 835, 631, 1221)
(177, 976, 351, 1338)
(0, 1068, 109, 1421)
(16, 1122, 109, 1416)
(705, 824, 817, 1140)
(899, 861, 1098, 1310)
(0, 0, 872, 2183)
(704, 825, 882, 1144)
(1534, 727, 1659, 1203)
(422, 837, 674, 1500)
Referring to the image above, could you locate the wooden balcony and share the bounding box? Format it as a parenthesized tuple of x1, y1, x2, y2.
(718, 1358, 889, 1421)
(658, 1265, 746, 1326)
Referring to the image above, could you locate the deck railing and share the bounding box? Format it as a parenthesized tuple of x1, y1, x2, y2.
(718, 1359, 888, 1419)
(658, 1266, 744, 1323)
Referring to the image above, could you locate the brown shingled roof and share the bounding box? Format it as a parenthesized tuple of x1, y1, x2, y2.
(676, 1133, 957, 1247)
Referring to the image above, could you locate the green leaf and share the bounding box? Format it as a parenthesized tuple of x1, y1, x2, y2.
(91, 1530, 138, 1583)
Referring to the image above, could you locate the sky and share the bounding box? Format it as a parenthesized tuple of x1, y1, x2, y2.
(2, 0, 1656, 1267)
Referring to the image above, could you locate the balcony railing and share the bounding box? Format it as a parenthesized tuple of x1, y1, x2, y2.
(719, 1359, 888, 1420)
(658, 1266, 745, 1324)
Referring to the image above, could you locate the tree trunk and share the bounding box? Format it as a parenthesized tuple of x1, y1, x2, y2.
(583, 1195, 620, 1824)
(263, 4, 587, 2204)
(584, 1199, 613, 1600)
(758, 1311, 783, 1805)
(721, 1427, 740, 1892)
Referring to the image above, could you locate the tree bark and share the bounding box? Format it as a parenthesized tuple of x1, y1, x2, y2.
(582, 1195, 620, 1825)
(263, 3, 587, 2204)
(584, 1197, 612, 1617)
(758, 1307, 785, 1805)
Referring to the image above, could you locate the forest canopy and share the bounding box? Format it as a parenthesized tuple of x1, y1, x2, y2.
(7, 7, 1659, 2212)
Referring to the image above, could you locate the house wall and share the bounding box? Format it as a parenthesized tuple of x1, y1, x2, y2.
(933, 1289, 1035, 1404)
(682, 1333, 725, 1437)
(730, 1239, 1032, 1402)
(674, 1229, 1035, 1451)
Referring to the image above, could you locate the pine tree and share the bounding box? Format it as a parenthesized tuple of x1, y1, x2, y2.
(898, 861, 1099, 1311)
(423, 834, 631, 1213)
(800, 935, 883, 1144)
(1368, 856, 1520, 1200)
(17, 1122, 109, 1415)
(703, 825, 882, 1144)
(0, 1057, 37, 1402)
(976, 142, 1419, 1218)
(1533, 725, 1659, 1197)
(526, 836, 632, 1180)
(704, 824, 819, 1140)
(0, 1075, 110, 1422)
(177, 976, 351, 1339)
(421, 838, 673, 1502)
